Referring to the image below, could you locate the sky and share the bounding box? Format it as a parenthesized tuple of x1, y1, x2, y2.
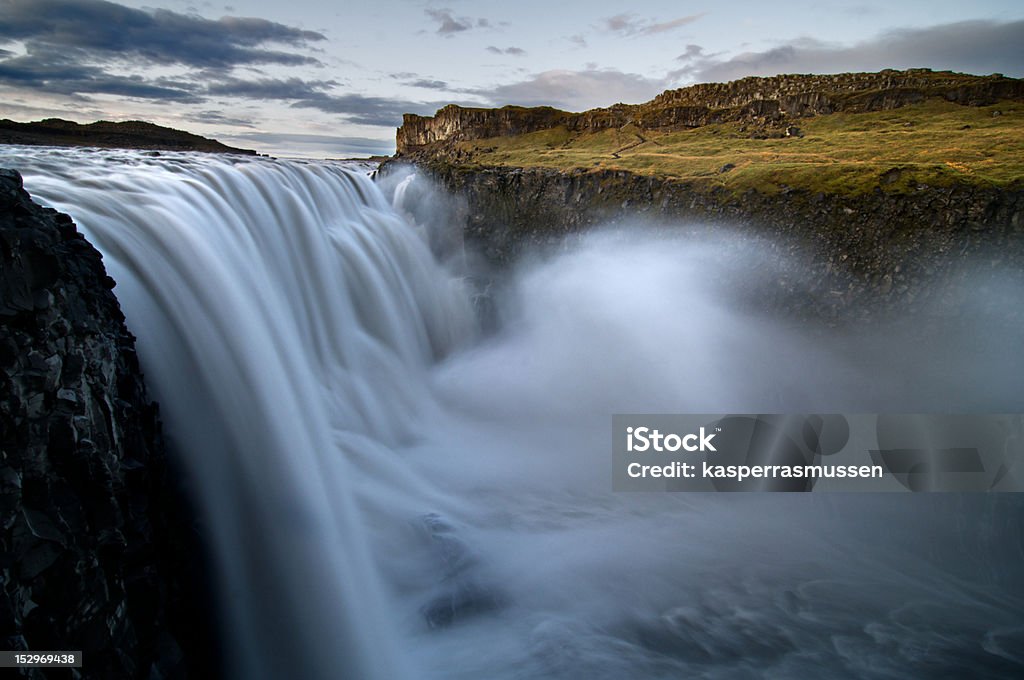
(0, 0, 1022, 158)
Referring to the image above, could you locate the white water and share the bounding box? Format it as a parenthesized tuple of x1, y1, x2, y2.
(4, 148, 1023, 679)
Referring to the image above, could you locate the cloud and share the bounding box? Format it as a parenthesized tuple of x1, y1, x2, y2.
(0, 49, 201, 101)
(290, 93, 447, 127)
(681, 19, 1024, 82)
(0, 0, 325, 69)
(486, 46, 526, 56)
(676, 44, 705, 62)
(0, 0, 337, 107)
(604, 12, 704, 37)
(472, 68, 668, 111)
(643, 15, 705, 35)
(423, 8, 471, 35)
(206, 76, 338, 100)
(423, 8, 497, 37)
(189, 110, 255, 128)
(406, 79, 449, 89)
(568, 34, 587, 48)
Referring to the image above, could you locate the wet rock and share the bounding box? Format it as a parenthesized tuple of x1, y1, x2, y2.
(0, 169, 216, 678)
(416, 513, 505, 629)
(398, 160, 1024, 322)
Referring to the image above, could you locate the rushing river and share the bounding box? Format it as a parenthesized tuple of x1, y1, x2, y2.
(3, 147, 1022, 679)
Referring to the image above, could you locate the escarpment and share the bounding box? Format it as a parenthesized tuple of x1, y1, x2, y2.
(397, 69, 1024, 154)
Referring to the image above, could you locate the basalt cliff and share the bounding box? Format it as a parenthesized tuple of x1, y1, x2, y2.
(0, 170, 216, 678)
(397, 69, 1024, 153)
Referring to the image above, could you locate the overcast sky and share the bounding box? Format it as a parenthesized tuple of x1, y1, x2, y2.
(1, 0, 1022, 158)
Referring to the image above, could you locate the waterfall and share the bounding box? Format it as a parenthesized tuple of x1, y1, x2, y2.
(6, 148, 475, 679)
(4, 147, 1022, 680)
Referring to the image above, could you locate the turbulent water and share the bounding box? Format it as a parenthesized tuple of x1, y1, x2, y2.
(4, 147, 1023, 680)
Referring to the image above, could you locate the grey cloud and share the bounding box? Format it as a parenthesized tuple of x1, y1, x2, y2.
(0, 0, 325, 68)
(605, 14, 632, 32)
(388, 73, 450, 89)
(685, 20, 1024, 82)
(472, 68, 668, 111)
(206, 78, 453, 127)
(604, 12, 704, 37)
(425, 8, 472, 36)
(0, 50, 200, 101)
(424, 8, 497, 37)
(290, 93, 446, 127)
(407, 79, 449, 89)
(206, 77, 338, 100)
(487, 46, 526, 56)
(568, 34, 587, 48)
(676, 44, 705, 62)
(0, 0, 334, 106)
(190, 110, 255, 128)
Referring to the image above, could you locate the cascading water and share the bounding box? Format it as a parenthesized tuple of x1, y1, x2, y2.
(5, 148, 476, 679)
(3, 147, 1022, 680)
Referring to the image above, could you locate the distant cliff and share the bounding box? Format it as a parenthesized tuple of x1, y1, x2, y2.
(397, 69, 1024, 154)
(386, 69, 1024, 315)
(0, 169, 217, 678)
(0, 118, 255, 155)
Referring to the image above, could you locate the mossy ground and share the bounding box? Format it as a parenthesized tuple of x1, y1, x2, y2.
(451, 100, 1024, 196)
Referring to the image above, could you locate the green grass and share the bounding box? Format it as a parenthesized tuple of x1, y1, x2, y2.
(450, 100, 1024, 196)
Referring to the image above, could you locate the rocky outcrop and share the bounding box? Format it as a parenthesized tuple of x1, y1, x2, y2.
(399, 105, 571, 150)
(396, 69, 1024, 154)
(391, 160, 1024, 319)
(0, 119, 256, 155)
(646, 69, 1023, 112)
(0, 169, 216, 678)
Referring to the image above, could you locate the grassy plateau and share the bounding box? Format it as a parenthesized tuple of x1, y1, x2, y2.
(448, 100, 1024, 196)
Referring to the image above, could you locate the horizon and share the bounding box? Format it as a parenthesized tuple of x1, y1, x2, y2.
(1, 0, 1022, 158)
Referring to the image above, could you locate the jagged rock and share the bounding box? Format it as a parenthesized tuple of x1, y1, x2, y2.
(0, 169, 217, 678)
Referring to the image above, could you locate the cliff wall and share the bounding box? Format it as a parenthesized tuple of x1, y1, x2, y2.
(0, 170, 215, 678)
(395, 160, 1023, 319)
(397, 70, 1024, 154)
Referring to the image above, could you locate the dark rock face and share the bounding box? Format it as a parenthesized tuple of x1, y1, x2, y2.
(396, 69, 1024, 155)
(391, 161, 1024, 320)
(0, 169, 216, 678)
